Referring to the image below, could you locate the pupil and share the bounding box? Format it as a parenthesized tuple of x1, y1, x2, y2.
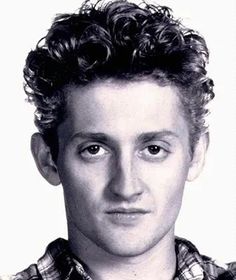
(88, 145, 100, 154)
(148, 145, 160, 154)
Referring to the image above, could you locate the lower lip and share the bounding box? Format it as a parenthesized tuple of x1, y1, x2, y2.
(106, 212, 148, 226)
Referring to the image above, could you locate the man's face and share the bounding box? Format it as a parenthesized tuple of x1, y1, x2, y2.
(56, 79, 196, 257)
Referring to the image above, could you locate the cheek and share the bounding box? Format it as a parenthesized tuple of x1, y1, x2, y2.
(139, 155, 189, 207)
(58, 156, 110, 210)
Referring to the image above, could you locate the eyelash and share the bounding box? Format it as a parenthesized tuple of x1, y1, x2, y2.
(78, 144, 109, 160)
(139, 144, 169, 161)
(78, 143, 170, 162)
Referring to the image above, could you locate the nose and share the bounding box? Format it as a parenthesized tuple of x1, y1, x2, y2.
(108, 153, 144, 201)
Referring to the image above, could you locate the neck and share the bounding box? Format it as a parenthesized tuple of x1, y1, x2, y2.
(68, 225, 176, 280)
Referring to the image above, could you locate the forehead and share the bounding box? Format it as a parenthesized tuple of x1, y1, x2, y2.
(58, 79, 188, 142)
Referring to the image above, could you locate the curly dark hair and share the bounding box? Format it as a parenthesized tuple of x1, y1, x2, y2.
(24, 0, 214, 159)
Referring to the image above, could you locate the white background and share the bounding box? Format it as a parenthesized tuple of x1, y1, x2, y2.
(0, 0, 235, 275)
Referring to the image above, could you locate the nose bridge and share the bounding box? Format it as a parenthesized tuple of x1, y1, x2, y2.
(109, 148, 143, 200)
(119, 151, 133, 187)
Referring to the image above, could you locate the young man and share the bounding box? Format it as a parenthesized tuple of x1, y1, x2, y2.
(11, 0, 236, 279)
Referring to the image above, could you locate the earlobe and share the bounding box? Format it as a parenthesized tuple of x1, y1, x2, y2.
(187, 133, 209, 182)
(31, 133, 61, 186)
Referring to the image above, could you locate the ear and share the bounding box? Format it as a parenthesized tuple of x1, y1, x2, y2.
(31, 132, 61, 186)
(187, 132, 209, 182)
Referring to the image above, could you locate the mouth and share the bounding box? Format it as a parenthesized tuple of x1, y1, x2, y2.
(106, 207, 150, 214)
(105, 208, 151, 226)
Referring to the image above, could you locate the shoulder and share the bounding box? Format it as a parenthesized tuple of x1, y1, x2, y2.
(6, 238, 70, 280)
(3, 264, 41, 280)
(175, 237, 236, 279)
(202, 257, 236, 279)
(14, 265, 41, 280)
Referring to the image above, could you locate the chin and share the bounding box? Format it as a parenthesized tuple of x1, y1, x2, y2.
(98, 240, 152, 257)
(94, 230, 166, 258)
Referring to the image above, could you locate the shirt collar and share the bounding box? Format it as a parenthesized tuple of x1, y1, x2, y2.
(37, 238, 75, 280)
(37, 237, 208, 280)
(175, 237, 207, 280)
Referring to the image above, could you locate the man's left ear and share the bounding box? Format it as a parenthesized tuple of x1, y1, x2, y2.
(187, 132, 209, 182)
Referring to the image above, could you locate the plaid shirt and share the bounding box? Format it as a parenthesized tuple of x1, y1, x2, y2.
(5, 237, 236, 280)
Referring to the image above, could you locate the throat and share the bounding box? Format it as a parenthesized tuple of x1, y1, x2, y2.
(69, 226, 177, 280)
(84, 256, 177, 280)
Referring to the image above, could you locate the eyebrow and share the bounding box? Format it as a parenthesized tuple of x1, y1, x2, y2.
(70, 130, 179, 144)
(136, 131, 179, 143)
(70, 132, 113, 143)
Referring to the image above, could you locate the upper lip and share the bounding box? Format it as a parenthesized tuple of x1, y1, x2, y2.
(106, 207, 151, 214)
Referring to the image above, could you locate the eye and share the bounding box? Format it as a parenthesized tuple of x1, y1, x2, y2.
(147, 145, 161, 155)
(79, 144, 108, 160)
(86, 145, 101, 154)
(139, 144, 169, 161)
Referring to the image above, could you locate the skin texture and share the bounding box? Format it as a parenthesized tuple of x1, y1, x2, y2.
(31, 78, 207, 280)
